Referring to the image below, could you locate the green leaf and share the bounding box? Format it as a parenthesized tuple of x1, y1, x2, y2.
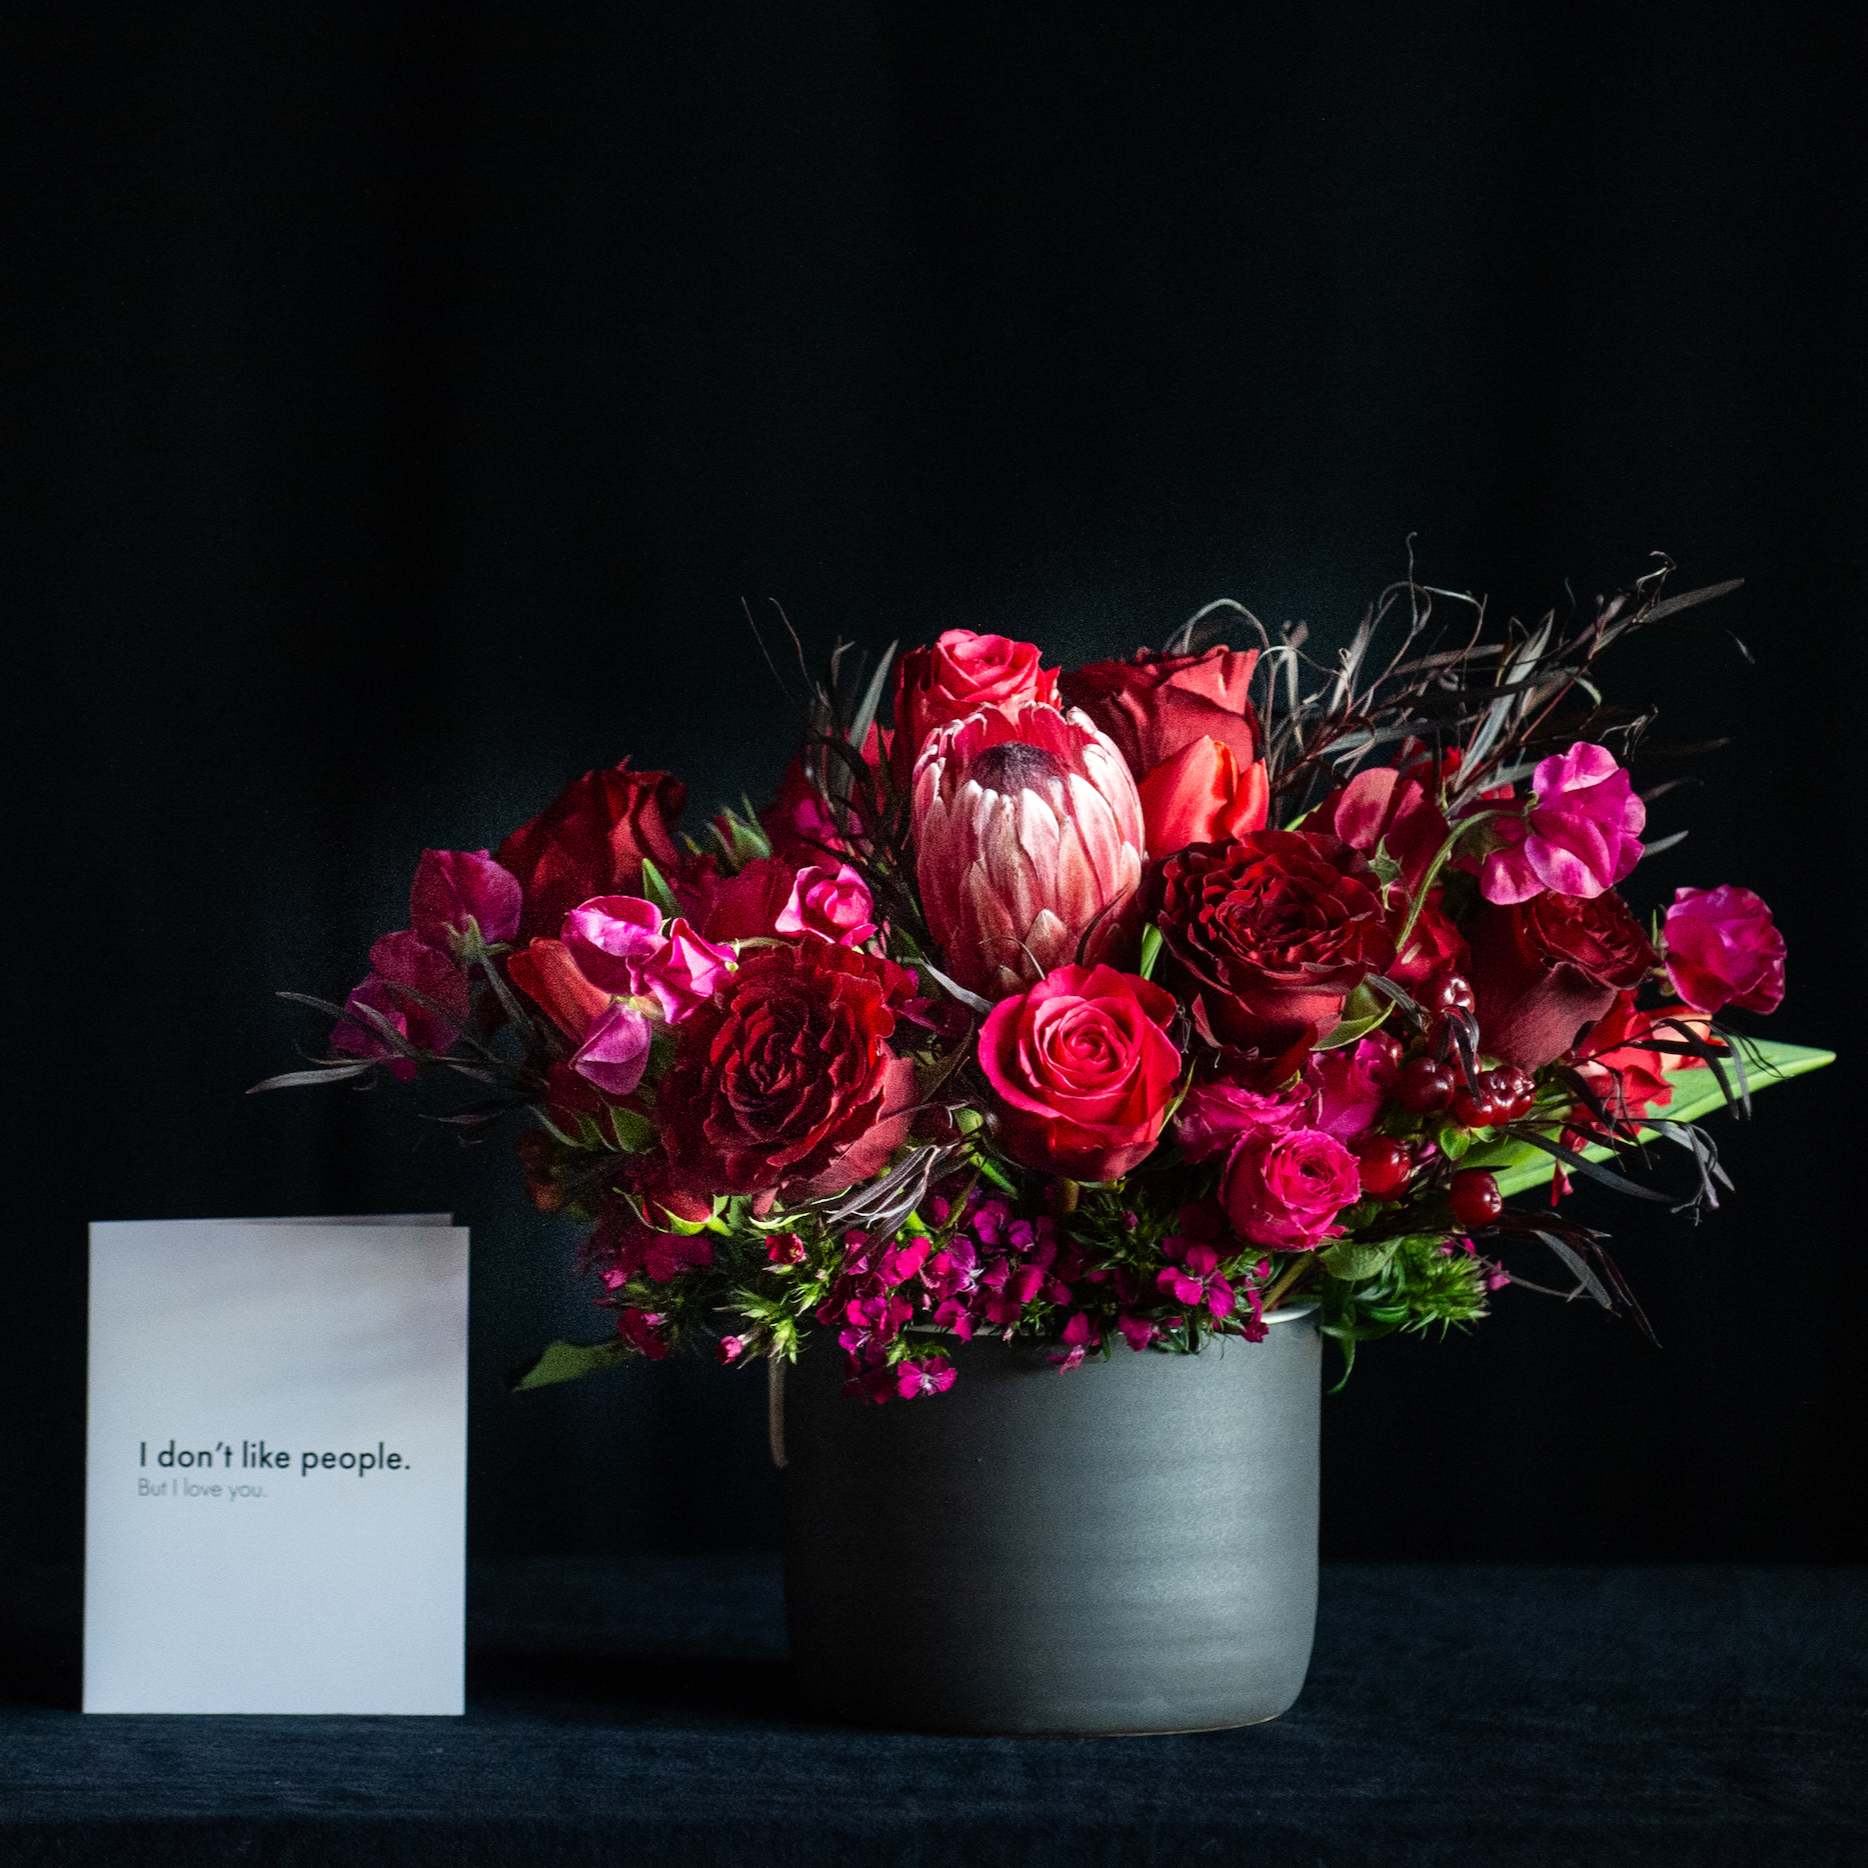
(1319, 1236, 1403, 1281)
(1488, 1039, 1836, 1200)
(1139, 923, 1164, 982)
(512, 1338, 630, 1391)
(637, 858, 681, 918)
(605, 1106, 656, 1153)
(1317, 980, 1392, 1050)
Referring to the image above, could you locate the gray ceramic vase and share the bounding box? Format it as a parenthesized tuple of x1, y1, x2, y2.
(777, 1306, 1320, 1734)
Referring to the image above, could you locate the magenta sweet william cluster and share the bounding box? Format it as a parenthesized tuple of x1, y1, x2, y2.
(277, 573, 1812, 1400)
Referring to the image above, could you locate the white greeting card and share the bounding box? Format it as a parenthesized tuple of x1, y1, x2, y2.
(83, 1216, 468, 1715)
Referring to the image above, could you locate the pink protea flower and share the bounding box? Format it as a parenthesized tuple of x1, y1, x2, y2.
(1481, 742, 1645, 905)
(912, 702, 1146, 998)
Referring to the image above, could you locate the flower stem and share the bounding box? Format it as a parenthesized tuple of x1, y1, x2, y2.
(1261, 1257, 1314, 1314)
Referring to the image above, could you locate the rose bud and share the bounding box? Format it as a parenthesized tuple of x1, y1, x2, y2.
(892, 630, 1060, 779)
(497, 760, 686, 946)
(1662, 885, 1785, 1016)
(1480, 742, 1645, 906)
(977, 963, 1181, 1181)
(1467, 888, 1656, 1069)
(506, 937, 614, 1042)
(1136, 735, 1269, 857)
(1149, 829, 1396, 1055)
(1060, 645, 1261, 786)
(912, 702, 1146, 999)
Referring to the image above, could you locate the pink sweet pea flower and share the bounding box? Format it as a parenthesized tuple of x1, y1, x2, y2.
(570, 1001, 653, 1095)
(331, 931, 470, 1080)
(409, 848, 523, 950)
(561, 895, 665, 994)
(637, 918, 733, 1022)
(1303, 1037, 1397, 1142)
(1481, 742, 1645, 905)
(776, 863, 878, 946)
(1663, 885, 1785, 1015)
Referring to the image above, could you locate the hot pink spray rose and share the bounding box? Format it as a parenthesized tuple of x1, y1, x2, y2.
(1663, 885, 1785, 1015)
(777, 863, 878, 946)
(1222, 1126, 1364, 1251)
(913, 703, 1146, 998)
(978, 964, 1180, 1181)
(1481, 742, 1645, 905)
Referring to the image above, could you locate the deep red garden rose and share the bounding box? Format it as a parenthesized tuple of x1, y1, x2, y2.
(656, 940, 919, 1201)
(1060, 645, 1260, 783)
(498, 761, 686, 946)
(977, 963, 1180, 1180)
(1467, 888, 1657, 1069)
(1150, 829, 1396, 1055)
(1663, 885, 1785, 1016)
(893, 630, 1060, 777)
(1221, 1126, 1363, 1251)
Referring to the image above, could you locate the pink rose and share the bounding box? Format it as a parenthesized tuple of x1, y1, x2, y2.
(1174, 1080, 1308, 1165)
(978, 963, 1181, 1181)
(1222, 1126, 1363, 1251)
(1663, 885, 1785, 1016)
(409, 848, 523, 950)
(776, 863, 878, 946)
(1481, 742, 1645, 905)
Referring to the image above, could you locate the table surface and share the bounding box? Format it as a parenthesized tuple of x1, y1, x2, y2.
(2, 1557, 1863, 1866)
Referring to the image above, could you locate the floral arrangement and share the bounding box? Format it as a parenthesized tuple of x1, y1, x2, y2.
(260, 560, 1830, 1396)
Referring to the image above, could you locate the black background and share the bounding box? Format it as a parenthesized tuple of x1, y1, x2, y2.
(7, 3, 1861, 1573)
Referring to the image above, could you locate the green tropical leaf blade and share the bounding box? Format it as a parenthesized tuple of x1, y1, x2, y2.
(1487, 1038, 1835, 1200)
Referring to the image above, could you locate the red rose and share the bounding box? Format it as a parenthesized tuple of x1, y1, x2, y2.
(1060, 645, 1261, 783)
(1150, 830, 1396, 1055)
(497, 761, 686, 946)
(892, 630, 1060, 777)
(977, 963, 1181, 1181)
(1467, 889, 1656, 1069)
(656, 941, 919, 1201)
(1572, 992, 1709, 1128)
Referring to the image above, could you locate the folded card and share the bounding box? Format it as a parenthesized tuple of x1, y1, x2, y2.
(83, 1216, 468, 1715)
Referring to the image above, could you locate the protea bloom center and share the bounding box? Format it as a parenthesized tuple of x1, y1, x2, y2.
(911, 702, 1146, 999)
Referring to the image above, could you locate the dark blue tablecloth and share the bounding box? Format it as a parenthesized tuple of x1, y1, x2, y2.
(3, 1557, 1863, 1865)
